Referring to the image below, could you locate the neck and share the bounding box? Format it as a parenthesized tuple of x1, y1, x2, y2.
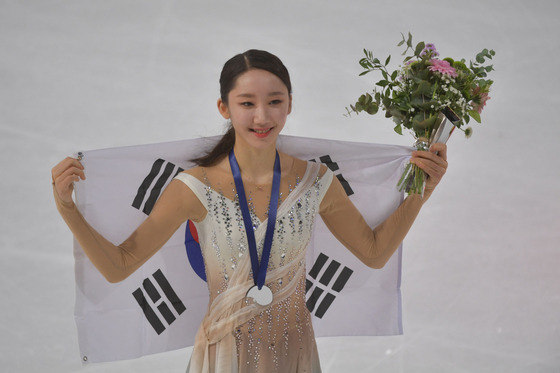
(232, 143, 277, 185)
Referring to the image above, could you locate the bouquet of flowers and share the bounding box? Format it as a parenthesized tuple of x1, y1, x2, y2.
(347, 33, 495, 195)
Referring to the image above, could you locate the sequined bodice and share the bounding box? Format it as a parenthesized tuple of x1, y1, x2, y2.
(175, 161, 331, 373)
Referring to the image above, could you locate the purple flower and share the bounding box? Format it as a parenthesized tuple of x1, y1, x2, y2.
(420, 43, 439, 57)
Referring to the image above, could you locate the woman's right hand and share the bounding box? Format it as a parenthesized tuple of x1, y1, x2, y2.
(51, 157, 86, 204)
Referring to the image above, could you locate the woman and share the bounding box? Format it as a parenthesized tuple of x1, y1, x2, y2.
(52, 49, 448, 373)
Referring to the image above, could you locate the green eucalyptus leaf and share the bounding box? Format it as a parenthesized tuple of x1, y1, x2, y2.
(365, 102, 379, 115)
(468, 110, 481, 123)
(412, 113, 438, 132)
(357, 93, 373, 105)
(414, 42, 425, 56)
(376, 80, 389, 87)
(411, 80, 432, 97)
(382, 95, 392, 108)
(385, 55, 391, 66)
(476, 50, 487, 63)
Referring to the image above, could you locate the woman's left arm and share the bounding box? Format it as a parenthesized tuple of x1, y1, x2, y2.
(319, 143, 447, 269)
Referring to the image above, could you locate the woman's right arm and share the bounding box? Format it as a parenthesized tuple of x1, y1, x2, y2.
(52, 157, 206, 283)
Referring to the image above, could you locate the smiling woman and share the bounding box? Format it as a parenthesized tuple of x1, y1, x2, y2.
(192, 50, 293, 168)
(218, 69, 292, 152)
(51, 49, 448, 373)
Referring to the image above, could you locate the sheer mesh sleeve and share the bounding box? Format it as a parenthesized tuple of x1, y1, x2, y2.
(53, 179, 206, 283)
(319, 175, 430, 269)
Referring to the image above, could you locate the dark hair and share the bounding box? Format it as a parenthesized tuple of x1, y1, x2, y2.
(192, 49, 292, 167)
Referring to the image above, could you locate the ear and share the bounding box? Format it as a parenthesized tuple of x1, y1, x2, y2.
(217, 98, 230, 119)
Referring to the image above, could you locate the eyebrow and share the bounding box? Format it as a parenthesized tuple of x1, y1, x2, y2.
(236, 92, 287, 98)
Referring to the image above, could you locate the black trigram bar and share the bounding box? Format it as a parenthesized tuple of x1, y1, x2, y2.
(132, 288, 166, 335)
(319, 155, 339, 172)
(332, 267, 353, 292)
(153, 269, 187, 314)
(132, 269, 186, 335)
(157, 302, 176, 324)
(315, 293, 336, 319)
(132, 159, 184, 215)
(306, 287, 324, 314)
(318, 260, 341, 286)
(336, 174, 354, 197)
(308, 253, 329, 280)
(132, 159, 164, 211)
(306, 253, 354, 319)
(305, 279, 313, 293)
(310, 155, 354, 196)
(143, 278, 161, 303)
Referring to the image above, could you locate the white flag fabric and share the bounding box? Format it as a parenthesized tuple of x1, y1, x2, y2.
(72, 135, 411, 363)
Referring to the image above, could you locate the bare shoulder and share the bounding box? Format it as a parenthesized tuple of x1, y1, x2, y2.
(281, 153, 329, 178)
(280, 153, 305, 175)
(169, 166, 206, 195)
(162, 167, 207, 221)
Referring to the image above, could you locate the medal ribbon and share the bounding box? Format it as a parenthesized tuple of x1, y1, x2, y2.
(229, 150, 281, 290)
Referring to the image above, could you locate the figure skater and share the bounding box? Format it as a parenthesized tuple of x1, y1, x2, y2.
(52, 49, 448, 373)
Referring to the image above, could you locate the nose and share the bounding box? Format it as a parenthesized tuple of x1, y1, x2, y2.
(253, 105, 269, 125)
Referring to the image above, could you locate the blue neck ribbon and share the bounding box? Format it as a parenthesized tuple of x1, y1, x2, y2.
(228, 150, 281, 290)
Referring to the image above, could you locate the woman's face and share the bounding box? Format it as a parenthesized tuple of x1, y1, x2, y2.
(218, 68, 292, 151)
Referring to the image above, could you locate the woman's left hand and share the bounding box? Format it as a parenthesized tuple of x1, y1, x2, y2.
(409, 143, 448, 194)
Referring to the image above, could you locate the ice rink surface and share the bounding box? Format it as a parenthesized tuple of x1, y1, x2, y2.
(1, 0, 559, 372)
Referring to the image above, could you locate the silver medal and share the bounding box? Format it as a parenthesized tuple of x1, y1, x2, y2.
(246, 285, 273, 306)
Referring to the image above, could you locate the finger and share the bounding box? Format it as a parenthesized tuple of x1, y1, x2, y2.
(54, 172, 83, 202)
(54, 166, 86, 190)
(51, 157, 85, 181)
(410, 158, 446, 181)
(430, 143, 447, 161)
(61, 166, 86, 182)
(412, 148, 447, 169)
(53, 156, 84, 174)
